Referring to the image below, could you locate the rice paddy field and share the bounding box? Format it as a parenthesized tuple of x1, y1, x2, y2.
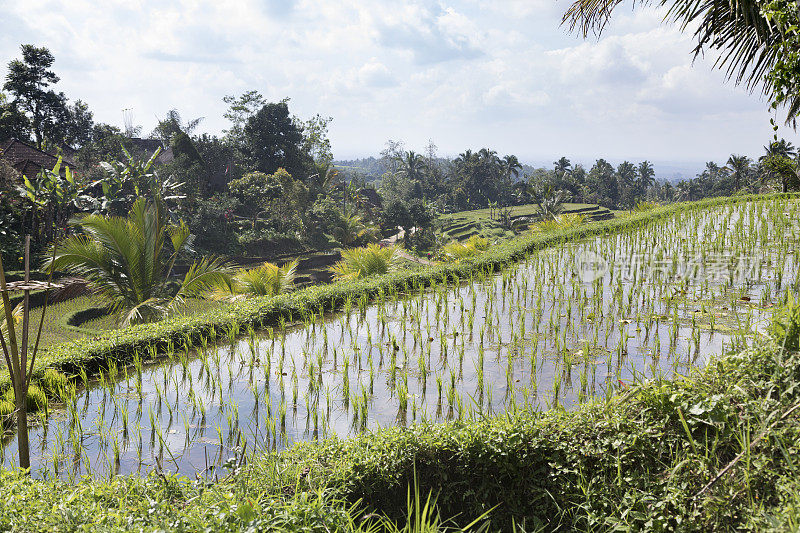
(2, 197, 798, 480)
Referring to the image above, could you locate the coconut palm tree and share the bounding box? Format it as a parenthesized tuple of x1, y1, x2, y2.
(336, 210, 380, 247)
(554, 157, 572, 178)
(762, 139, 798, 160)
(563, 0, 798, 124)
(45, 197, 230, 325)
(394, 151, 426, 182)
(502, 155, 523, 181)
(637, 161, 656, 194)
(725, 154, 752, 191)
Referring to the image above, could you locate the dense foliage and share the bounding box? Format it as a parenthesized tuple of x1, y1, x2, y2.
(4, 44, 797, 270)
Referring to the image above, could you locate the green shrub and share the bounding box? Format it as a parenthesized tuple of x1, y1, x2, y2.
(438, 235, 490, 261)
(216, 260, 297, 299)
(530, 213, 585, 233)
(331, 244, 399, 280)
(634, 200, 660, 212)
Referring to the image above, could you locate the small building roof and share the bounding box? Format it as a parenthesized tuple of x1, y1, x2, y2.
(0, 138, 75, 178)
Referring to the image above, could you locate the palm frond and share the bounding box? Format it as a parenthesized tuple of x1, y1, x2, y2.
(331, 244, 399, 280)
(176, 257, 234, 301)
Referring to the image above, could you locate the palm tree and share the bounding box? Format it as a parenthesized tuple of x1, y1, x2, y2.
(762, 139, 798, 160)
(478, 148, 499, 166)
(502, 155, 523, 180)
(336, 210, 380, 247)
(534, 185, 571, 219)
(554, 157, 572, 178)
(394, 151, 426, 182)
(562, 0, 798, 124)
(616, 161, 638, 188)
(455, 149, 475, 166)
(725, 154, 752, 191)
(46, 197, 230, 325)
(307, 160, 340, 195)
(637, 161, 656, 193)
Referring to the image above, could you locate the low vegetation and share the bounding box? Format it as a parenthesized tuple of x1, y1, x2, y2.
(216, 260, 297, 299)
(46, 197, 230, 325)
(331, 244, 399, 280)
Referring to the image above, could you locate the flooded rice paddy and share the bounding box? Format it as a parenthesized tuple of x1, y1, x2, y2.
(3, 198, 799, 479)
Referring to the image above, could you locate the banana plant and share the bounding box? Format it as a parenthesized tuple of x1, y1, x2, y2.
(91, 147, 185, 217)
(17, 157, 93, 247)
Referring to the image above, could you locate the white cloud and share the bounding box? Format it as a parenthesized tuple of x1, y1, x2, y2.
(0, 0, 790, 162)
(358, 59, 396, 87)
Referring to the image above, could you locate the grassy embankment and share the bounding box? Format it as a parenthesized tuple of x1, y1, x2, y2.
(0, 320, 798, 531)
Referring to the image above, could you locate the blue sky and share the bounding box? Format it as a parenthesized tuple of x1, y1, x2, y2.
(1, 0, 796, 174)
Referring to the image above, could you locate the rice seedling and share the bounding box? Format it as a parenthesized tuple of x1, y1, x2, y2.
(6, 198, 797, 477)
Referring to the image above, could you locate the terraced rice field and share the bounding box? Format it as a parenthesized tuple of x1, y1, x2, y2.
(2, 197, 797, 479)
(439, 202, 614, 242)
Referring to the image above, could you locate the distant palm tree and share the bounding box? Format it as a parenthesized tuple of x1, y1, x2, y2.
(502, 154, 523, 180)
(394, 151, 426, 182)
(616, 161, 638, 188)
(478, 148, 499, 162)
(762, 139, 798, 161)
(637, 161, 656, 193)
(46, 197, 230, 325)
(455, 149, 475, 166)
(553, 157, 572, 178)
(725, 154, 752, 191)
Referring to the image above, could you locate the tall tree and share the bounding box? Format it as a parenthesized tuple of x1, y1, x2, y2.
(725, 154, 752, 191)
(502, 154, 523, 181)
(637, 161, 656, 194)
(0, 92, 29, 141)
(553, 157, 572, 178)
(242, 100, 312, 179)
(152, 109, 203, 143)
(3, 45, 69, 149)
(395, 151, 426, 183)
(762, 138, 797, 160)
(223, 90, 266, 143)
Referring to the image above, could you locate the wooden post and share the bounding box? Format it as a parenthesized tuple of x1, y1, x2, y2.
(0, 237, 61, 473)
(17, 236, 31, 470)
